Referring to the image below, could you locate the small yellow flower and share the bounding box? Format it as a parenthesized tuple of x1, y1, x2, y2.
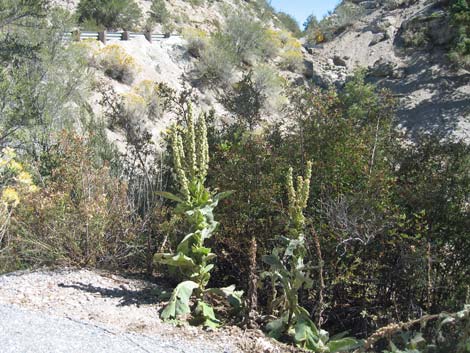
(2, 187, 20, 207)
(28, 185, 39, 193)
(2, 147, 16, 159)
(17, 171, 33, 185)
(8, 160, 23, 172)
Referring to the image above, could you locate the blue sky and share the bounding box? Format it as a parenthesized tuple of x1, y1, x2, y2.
(270, 0, 341, 28)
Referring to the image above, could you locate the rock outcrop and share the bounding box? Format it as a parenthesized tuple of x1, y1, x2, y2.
(304, 0, 469, 141)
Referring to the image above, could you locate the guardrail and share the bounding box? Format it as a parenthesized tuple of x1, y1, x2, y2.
(64, 30, 180, 44)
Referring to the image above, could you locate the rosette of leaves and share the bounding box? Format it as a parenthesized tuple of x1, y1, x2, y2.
(263, 162, 358, 352)
(154, 106, 242, 328)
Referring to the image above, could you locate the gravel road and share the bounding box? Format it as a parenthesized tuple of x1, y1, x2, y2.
(0, 304, 228, 353)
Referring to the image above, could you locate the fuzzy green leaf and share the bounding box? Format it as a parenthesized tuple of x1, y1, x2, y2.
(327, 338, 359, 352)
(155, 191, 185, 203)
(155, 252, 195, 269)
(161, 281, 198, 320)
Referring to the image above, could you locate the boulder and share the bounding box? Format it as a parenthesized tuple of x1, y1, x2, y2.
(303, 59, 314, 79)
(369, 32, 387, 46)
(369, 58, 397, 77)
(333, 55, 348, 67)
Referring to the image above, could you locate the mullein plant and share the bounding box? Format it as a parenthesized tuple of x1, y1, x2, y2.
(155, 106, 242, 328)
(263, 162, 358, 352)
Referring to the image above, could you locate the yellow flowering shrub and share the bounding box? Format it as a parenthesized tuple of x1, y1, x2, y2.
(97, 44, 140, 84)
(0, 148, 38, 208)
(182, 27, 209, 57)
(2, 188, 19, 207)
(0, 147, 39, 252)
(280, 49, 304, 73)
(2, 132, 141, 271)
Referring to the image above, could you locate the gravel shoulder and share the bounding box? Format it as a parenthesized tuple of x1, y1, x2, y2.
(0, 268, 295, 353)
(0, 304, 224, 353)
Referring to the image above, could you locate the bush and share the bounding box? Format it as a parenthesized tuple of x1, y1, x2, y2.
(252, 64, 286, 112)
(222, 14, 271, 63)
(76, 0, 142, 30)
(0, 132, 141, 272)
(305, 2, 365, 44)
(183, 28, 209, 58)
(148, 0, 169, 25)
(0, 148, 38, 253)
(195, 34, 236, 84)
(450, 0, 470, 68)
(97, 44, 140, 84)
(280, 49, 304, 72)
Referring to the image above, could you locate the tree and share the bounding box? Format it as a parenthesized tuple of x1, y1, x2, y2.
(76, 0, 142, 30)
(148, 0, 169, 25)
(0, 6, 91, 156)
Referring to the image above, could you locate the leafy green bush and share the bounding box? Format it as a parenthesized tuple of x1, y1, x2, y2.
(450, 0, 470, 68)
(76, 0, 142, 30)
(148, 0, 169, 25)
(222, 14, 271, 63)
(195, 33, 236, 84)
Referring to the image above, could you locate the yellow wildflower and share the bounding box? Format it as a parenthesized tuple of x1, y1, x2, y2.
(2, 187, 20, 207)
(2, 147, 16, 159)
(8, 160, 23, 172)
(28, 185, 39, 193)
(17, 171, 33, 185)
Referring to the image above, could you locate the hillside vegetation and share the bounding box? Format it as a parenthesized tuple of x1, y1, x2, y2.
(0, 0, 469, 352)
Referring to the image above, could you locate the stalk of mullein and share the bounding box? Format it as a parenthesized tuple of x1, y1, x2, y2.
(184, 104, 197, 178)
(170, 107, 210, 200)
(171, 128, 190, 201)
(286, 161, 312, 234)
(195, 113, 209, 180)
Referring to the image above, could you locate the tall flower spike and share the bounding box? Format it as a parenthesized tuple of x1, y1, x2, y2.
(172, 128, 190, 201)
(196, 113, 209, 180)
(286, 162, 312, 234)
(287, 167, 296, 207)
(185, 104, 197, 178)
(300, 161, 312, 208)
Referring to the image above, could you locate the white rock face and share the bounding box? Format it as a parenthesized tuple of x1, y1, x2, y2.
(304, 0, 470, 141)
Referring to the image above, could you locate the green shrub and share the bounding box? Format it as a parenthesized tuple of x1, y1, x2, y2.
(252, 64, 286, 112)
(222, 14, 271, 63)
(148, 0, 169, 25)
(195, 34, 236, 84)
(76, 0, 142, 30)
(450, 0, 470, 68)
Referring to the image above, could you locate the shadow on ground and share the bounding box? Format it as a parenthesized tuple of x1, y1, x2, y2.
(58, 281, 170, 307)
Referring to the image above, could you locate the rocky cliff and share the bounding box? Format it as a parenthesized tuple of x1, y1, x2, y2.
(304, 0, 469, 140)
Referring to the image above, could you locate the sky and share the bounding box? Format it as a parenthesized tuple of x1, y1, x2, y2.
(270, 0, 341, 28)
